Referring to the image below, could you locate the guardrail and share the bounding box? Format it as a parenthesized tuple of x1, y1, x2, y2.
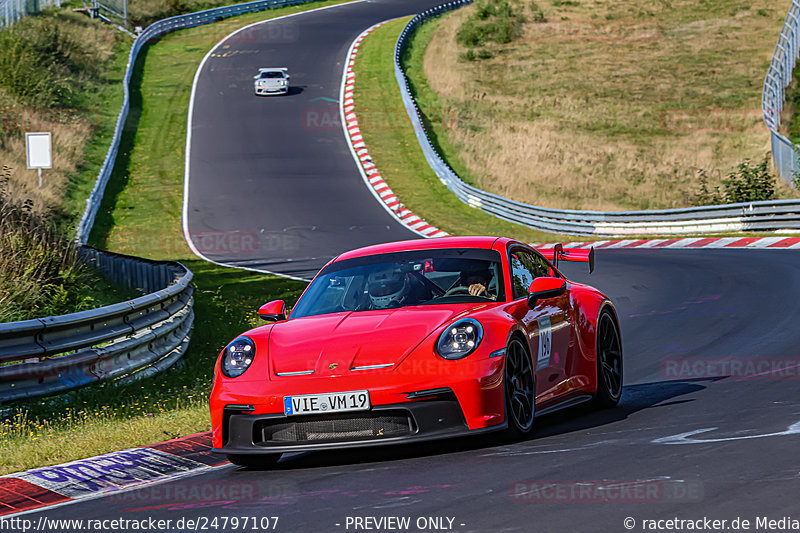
(762, 0, 800, 182)
(75, 0, 321, 245)
(0, 248, 193, 403)
(395, 1, 800, 236)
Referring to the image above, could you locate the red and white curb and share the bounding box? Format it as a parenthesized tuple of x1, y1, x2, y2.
(0, 431, 221, 516)
(531, 237, 800, 249)
(341, 22, 449, 239)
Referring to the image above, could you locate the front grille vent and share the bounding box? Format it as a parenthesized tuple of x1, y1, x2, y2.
(256, 411, 415, 444)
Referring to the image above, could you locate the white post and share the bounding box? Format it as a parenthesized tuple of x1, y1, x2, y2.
(38, 168, 42, 189)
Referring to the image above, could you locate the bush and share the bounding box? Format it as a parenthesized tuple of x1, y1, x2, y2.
(0, 166, 101, 322)
(693, 169, 723, 205)
(721, 157, 776, 203)
(530, 3, 547, 23)
(694, 155, 777, 205)
(0, 15, 108, 109)
(457, 19, 495, 47)
(457, 0, 526, 48)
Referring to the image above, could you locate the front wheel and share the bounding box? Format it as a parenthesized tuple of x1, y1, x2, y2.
(227, 453, 281, 469)
(593, 309, 623, 408)
(504, 336, 535, 438)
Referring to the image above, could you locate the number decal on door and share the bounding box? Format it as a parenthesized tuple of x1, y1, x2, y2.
(537, 316, 552, 370)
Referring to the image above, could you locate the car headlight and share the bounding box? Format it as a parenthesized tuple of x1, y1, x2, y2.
(221, 336, 256, 378)
(436, 318, 483, 360)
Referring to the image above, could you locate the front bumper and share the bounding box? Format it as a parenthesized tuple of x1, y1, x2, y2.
(210, 349, 507, 451)
(255, 85, 288, 95)
(213, 396, 505, 455)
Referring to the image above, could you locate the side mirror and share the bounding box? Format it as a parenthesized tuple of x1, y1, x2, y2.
(258, 300, 287, 322)
(253, 75, 260, 79)
(527, 278, 566, 308)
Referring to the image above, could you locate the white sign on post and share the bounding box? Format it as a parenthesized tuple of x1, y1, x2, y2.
(25, 132, 52, 188)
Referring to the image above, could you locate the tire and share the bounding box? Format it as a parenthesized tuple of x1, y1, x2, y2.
(226, 453, 281, 469)
(593, 309, 623, 408)
(504, 336, 535, 438)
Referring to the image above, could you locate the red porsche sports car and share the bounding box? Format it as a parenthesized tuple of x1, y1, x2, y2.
(210, 236, 622, 467)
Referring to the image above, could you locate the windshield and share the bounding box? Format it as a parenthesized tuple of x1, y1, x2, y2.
(259, 71, 284, 79)
(290, 249, 505, 319)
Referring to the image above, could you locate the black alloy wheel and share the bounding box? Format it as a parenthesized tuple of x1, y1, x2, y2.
(594, 309, 623, 407)
(504, 336, 535, 437)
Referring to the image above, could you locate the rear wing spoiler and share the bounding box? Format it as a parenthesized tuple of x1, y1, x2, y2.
(535, 244, 595, 274)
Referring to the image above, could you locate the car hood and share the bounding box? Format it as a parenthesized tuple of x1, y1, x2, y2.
(267, 306, 480, 377)
(257, 78, 284, 86)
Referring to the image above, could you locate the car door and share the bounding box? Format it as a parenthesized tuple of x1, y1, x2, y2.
(507, 247, 572, 404)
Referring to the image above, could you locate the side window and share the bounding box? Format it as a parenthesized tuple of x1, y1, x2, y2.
(531, 252, 559, 279)
(509, 251, 552, 300)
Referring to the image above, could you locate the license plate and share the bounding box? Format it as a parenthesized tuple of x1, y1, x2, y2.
(283, 390, 370, 416)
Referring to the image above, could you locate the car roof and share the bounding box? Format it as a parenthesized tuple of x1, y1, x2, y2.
(334, 236, 516, 262)
(258, 67, 287, 72)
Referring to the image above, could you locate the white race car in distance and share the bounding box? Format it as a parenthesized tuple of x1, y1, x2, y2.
(254, 67, 290, 96)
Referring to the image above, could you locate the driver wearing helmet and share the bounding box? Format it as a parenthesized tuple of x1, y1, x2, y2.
(367, 265, 411, 309)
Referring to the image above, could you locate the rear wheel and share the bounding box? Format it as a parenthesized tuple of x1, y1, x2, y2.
(226, 454, 281, 469)
(504, 336, 535, 438)
(593, 309, 623, 407)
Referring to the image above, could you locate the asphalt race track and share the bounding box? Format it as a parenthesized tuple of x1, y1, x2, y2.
(185, 0, 450, 279)
(22, 249, 800, 532)
(31, 1, 800, 531)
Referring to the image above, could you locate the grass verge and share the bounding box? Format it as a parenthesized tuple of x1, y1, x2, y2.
(409, 0, 796, 211)
(0, 0, 358, 475)
(354, 18, 562, 244)
(0, 7, 151, 320)
(353, 19, 799, 240)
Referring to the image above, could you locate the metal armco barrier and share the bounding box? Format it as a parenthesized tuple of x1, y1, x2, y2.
(0, 248, 194, 403)
(74, 0, 321, 245)
(395, 1, 800, 236)
(762, 0, 800, 182)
